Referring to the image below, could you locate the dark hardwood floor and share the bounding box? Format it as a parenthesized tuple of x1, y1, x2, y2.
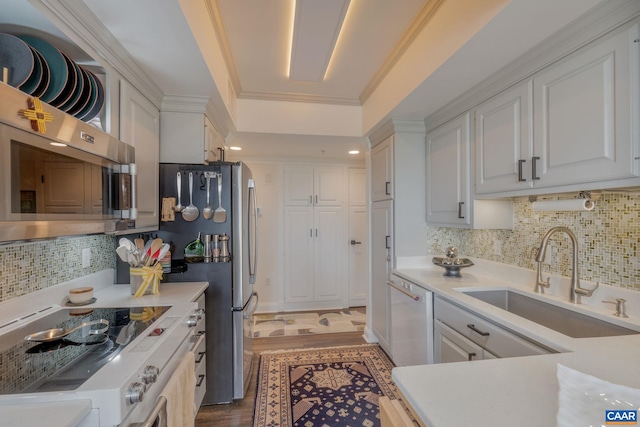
(195, 331, 367, 427)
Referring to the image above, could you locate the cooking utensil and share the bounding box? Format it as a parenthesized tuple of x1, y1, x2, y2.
(182, 172, 199, 222)
(24, 319, 109, 343)
(145, 238, 163, 266)
(213, 172, 226, 223)
(116, 245, 130, 263)
(173, 171, 184, 213)
(203, 173, 214, 220)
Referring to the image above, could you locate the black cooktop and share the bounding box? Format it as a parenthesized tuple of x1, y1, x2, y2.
(0, 305, 170, 395)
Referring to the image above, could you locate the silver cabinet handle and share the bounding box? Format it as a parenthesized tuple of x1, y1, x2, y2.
(385, 181, 391, 195)
(532, 156, 540, 180)
(350, 240, 362, 245)
(517, 159, 526, 182)
(457, 202, 465, 219)
(387, 280, 421, 301)
(315, 195, 318, 204)
(309, 195, 312, 204)
(467, 324, 490, 337)
(385, 235, 391, 249)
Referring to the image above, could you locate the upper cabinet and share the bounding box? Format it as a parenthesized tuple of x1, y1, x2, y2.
(283, 165, 343, 207)
(120, 80, 160, 231)
(475, 21, 640, 196)
(160, 112, 225, 164)
(371, 136, 393, 201)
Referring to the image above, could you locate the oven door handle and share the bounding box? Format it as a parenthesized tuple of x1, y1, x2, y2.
(190, 331, 206, 353)
(130, 396, 167, 427)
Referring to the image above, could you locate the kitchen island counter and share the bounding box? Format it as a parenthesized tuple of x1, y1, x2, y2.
(390, 257, 640, 427)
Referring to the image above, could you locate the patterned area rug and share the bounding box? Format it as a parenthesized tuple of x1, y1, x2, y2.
(250, 309, 366, 338)
(252, 344, 415, 427)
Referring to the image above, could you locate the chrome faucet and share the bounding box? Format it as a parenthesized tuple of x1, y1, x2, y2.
(535, 226, 598, 304)
(533, 248, 550, 294)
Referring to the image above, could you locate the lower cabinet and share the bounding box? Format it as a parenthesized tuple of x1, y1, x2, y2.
(371, 200, 393, 353)
(193, 293, 207, 409)
(434, 296, 550, 363)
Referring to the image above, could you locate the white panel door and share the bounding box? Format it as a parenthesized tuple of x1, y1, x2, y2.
(120, 80, 159, 230)
(313, 207, 343, 301)
(533, 25, 637, 187)
(348, 206, 368, 305)
(283, 166, 314, 206)
(426, 113, 470, 227)
(371, 200, 392, 352)
(284, 207, 314, 302)
(371, 136, 393, 201)
(475, 80, 533, 194)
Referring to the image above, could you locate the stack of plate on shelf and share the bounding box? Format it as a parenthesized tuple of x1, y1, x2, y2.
(0, 33, 104, 122)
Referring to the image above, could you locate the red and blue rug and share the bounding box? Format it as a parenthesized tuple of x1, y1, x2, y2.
(252, 344, 415, 427)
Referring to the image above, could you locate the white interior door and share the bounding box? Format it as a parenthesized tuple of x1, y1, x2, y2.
(348, 206, 367, 306)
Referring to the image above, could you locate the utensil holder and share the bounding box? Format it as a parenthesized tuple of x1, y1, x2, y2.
(130, 266, 162, 296)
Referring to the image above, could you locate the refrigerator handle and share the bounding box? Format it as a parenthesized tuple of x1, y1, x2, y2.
(248, 178, 258, 284)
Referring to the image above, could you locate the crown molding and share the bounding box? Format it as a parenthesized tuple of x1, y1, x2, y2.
(34, 0, 164, 108)
(424, 0, 640, 132)
(207, 0, 242, 100)
(161, 95, 209, 113)
(359, 0, 446, 104)
(367, 118, 425, 146)
(238, 90, 362, 106)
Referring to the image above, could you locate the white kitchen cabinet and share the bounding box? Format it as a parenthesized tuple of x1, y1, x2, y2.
(283, 206, 344, 306)
(427, 113, 513, 229)
(474, 22, 640, 196)
(532, 24, 638, 189)
(160, 112, 225, 164)
(283, 165, 343, 207)
(475, 80, 533, 194)
(371, 199, 393, 353)
(435, 321, 485, 363)
(371, 136, 393, 201)
(120, 80, 159, 231)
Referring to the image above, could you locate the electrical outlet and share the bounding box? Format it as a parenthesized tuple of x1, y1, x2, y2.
(82, 248, 91, 268)
(265, 277, 271, 287)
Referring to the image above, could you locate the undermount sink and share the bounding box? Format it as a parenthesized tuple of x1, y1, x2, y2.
(460, 289, 639, 339)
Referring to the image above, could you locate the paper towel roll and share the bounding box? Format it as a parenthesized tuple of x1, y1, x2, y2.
(531, 199, 595, 212)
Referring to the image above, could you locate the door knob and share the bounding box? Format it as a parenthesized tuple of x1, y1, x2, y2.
(350, 240, 362, 245)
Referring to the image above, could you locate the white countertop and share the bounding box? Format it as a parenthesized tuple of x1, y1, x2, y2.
(391, 257, 640, 427)
(0, 270, 208, 427)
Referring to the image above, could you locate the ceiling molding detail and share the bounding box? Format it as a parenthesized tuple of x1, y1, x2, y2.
(424, 0, 640, 132)
(367, 118, 426, 146)
(32, 0, 164, 108)
(359, 0, 446, 104)
(237, 90, 362, 106)
(161, 95, 209, 113)
(207, 0, 242, 101)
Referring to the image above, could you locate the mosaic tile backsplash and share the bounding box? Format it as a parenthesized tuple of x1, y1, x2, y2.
(0, 235, 116, 303)
(427, 193, 640, 290)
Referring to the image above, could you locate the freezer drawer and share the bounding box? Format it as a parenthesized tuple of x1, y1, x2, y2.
(388, 274, 434, 366)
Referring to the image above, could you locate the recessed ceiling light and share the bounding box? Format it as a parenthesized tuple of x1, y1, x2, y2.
(229, 146, 242, 151)
(348, 150, 359, 155)
(50, 142, 67, 147)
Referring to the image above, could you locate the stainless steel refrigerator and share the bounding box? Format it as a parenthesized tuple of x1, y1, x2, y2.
(156, 161, 258, 404)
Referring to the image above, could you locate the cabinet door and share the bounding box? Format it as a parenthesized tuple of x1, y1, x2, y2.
(284, 207, 314, 302)
(475, 80, 533, 194)
(120, 80, 159, 230)
(204, 116, 223, 163)
(314, 166, 343, 206)
(435, 321, 483, 363)
(348, 205, 368, 305)
(283, 166, 314, 206)
(313, 207, 343, 301)
(533, 24, 638, 187)
(371, 136, 393, 201)
(426, 113, 470, 227)
(371, 200, 393, 352)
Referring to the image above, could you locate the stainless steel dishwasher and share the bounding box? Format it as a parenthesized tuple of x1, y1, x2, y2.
(388, 273, 434, 366)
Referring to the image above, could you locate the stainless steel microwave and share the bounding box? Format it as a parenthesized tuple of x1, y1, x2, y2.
(0, 82, 136, 242)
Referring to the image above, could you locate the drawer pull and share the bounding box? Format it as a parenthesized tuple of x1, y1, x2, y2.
(468, 352, 477, 361)
(517, 159, 526, 182)
(196, 374, 205, 387)
(467, 324, 490, 337)
(195, 351, 206, 364)
(387, 280, 421, 301)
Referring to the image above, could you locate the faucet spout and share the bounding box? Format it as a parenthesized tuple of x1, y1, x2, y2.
(535, 226, 597, 303)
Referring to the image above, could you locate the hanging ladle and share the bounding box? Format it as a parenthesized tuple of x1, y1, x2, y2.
(172, 171, 184, 213)
(24, 319, 109, 343)
(203, 173, 214, 220)
(182, 172, 200, 222)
